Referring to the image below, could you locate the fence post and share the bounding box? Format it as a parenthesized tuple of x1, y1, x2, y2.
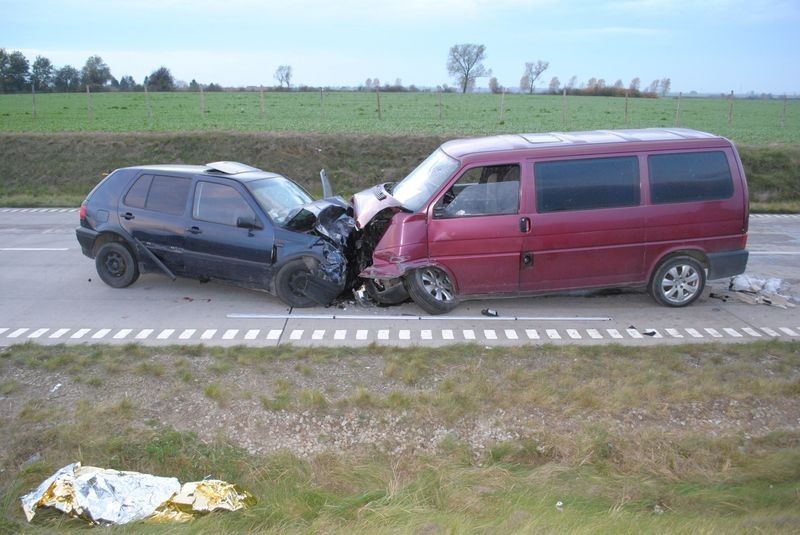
(675, 91, 682, 126)
(200, 85, 205, 117)
(31, 84, 37, 119)
(86, 86, 93, 122)
(624, 91, 629, 125)
(259, 85, 265, 119)
(727, 90, 734, 126)
(319, 88, 325, 119)
(438, 91, 443, 121)
(561, 88, 567, 127)
(499, 90, 506, 122)
(376, 86, 382, 120)
(782, 94, 787, 128)
(144, 84, 152, 121)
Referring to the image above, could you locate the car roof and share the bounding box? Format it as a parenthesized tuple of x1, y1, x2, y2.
(440, 128, 727, 159)
(118, 162, 284, 182)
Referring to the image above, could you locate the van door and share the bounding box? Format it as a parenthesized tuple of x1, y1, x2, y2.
(426, 164, 523, 294)
(519, 155, 647, 292)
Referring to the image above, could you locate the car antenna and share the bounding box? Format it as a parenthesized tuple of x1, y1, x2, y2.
(320, 169, 334, 198)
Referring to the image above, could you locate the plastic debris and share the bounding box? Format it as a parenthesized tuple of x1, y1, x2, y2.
(555, 500, 564, 512)
(481, 308, 499, 317)
(728, 275, 796, 308)
(21, 462, 254, 526)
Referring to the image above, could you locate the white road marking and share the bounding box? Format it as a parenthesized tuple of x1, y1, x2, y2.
(742, 327, 762, 337)
(749, 251, 800, 256)
(156, 329, 175, 340)
(334, 330, 347, 340)
(222, 329, 239, 340)
(484, 329, 498, 340)
(420, 330, 432, 340)
(312, 329, 325, 340)
(607, 329, 623, 339)
(28, 328, 50, 339)
(0, 328, 8, 336)
(704, 328, 722, 338)
(229, 313, 612, 321)
(179, 329, 196, 340)
(244, 329, 260, 340)
(626, 328, 643, 339)
(49, 328, 70, 339)
(201, 329, 217, 340)
(135, 329, 153, 340)
(442, 329, 454, 340)
(8, 328, 30, 338)
(399, 330, 411, 340)
(525, 329, 540, 340)
(685, 328, 703, 338)
(289, 330, 303, 340)
(356, 329, 369, 340)
(463, 329, 475, 340)
(546, 329, 561, 340)
(0, 248, 69, 251)
(779, 327, 798, 336)
(91, 328, 111, 339)
(760, 327, 780, 337)
(505, 329, 518, 340)
(723, 328, 743, 338)
(665, 328, 683, 338)
(114, 329, 133, 339)
(377, 330, 389, 340)
(71, 328, 91, 339)
(266, 329, 282, 340)
(566, 329, 581, 339)
(586, 329, 603, 340)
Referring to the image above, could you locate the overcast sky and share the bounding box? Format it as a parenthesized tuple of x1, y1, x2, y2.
(3, 0, 798, 94)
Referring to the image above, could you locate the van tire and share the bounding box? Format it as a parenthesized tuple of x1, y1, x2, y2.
(649, 256, 706, 307)
(275, 258, 317, 308)
(95, 242, 139, 288)
(405, 267, 458, 314)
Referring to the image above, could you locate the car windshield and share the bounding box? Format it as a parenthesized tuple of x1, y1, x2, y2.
(246, 176, 314, 226)
(390, 149, 459, 211)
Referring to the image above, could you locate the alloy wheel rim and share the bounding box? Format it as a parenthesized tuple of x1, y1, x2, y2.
(660, 264, 700, 304)
(420, 268, 454, 302)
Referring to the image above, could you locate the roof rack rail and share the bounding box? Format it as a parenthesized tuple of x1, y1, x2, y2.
(205, 161, 261, 174)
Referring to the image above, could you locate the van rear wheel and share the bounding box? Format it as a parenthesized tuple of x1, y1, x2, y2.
(649, 256, 706, 307)
(405, 267, 458, 314)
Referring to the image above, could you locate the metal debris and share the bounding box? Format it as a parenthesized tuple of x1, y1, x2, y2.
(21, 462, 254, 526)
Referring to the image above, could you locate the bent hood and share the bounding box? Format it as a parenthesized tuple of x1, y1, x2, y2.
(352, 185, 405, 229)
(283, 196, 354, 247)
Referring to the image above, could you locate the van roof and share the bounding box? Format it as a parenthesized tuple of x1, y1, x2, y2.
(440, 128, 726, 158)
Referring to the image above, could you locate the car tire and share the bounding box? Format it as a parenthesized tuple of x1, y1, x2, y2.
(364, 278, 409, 305)
(649, 255, 706, 307)
(405, 266, 458, 315)
(95, 242, 139, 288)
(275, 258, 317, 308)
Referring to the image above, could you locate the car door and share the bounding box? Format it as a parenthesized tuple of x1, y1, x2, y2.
(426, 163, 523, 295)
(183, 179, 275, 288)
(118, 173, 192, 274)
(519, 154, 646, 292)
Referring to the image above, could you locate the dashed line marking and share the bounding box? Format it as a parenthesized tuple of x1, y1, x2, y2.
(92, 328, 111, 339)
(420, 330, 432, 340)
(8, 328, 30, 338)
(643, 328, 662, 338)
(377, 329, 389, 340)
(71, 328, 91, 339)
(525, 329, 540, 340)
(135, 329, 153, 340)
(244, 329, 260, 340)
(704, 328, 723, 338)
(627, 328, 643, 339)
(566, 329, 582, 340)
(222, 329, 239, 340)
(179, 329, 196, 340)
(0, 328, 8, 336)
(665, 328, 683, 338)
(442, 329, 454, 340)
(607, 329, 623, 339)
(742, 327, 761, 337)
(157, 329, 175, 340)
(114, 328, 133, 339)
(723, 328, 743, 338)
(685, 328, 703, 338)
(546, 329, 561, 340)
(484, 329, 498, 340)
(760, 327, 780, 337)
(267, 329, 282, 340)
(504, 329, 518, 340)
(586, 329, 603, 340)
(334, 330, 347, 340)
(312, 329, 325, 340)
(289, 329, 303, 341)
(49, 328, 70, 339)
(201, 329, 217, 340)
(779, 327, 798, 336)
(28, 328, 50, 339)
(463, 329, 475, 340)
(399, 329, 411, 340)
(356, 329, 369, 340)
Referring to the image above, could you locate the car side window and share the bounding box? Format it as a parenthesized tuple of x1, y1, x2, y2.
(534, 156, 640, 213)
(434, 164, 520, 218)
(123, 174, 190, 215)
(193, 181, 256, 226)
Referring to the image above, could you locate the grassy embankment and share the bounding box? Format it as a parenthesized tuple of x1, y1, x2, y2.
(1, 341, 799, 533)
(1, 132, 798, 212)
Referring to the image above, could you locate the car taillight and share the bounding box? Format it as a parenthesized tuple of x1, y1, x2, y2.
(79, 203, 87, 219)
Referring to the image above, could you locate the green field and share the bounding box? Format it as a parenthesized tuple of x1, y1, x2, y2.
(1, 92, 798, 145)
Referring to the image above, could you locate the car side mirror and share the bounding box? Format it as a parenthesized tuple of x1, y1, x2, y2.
(237, 215, 263, 230)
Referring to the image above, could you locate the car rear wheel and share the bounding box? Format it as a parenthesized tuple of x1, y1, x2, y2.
(649, 255, 706, 307)
(95, 242, 139, 288)
(275, 258, 317, 308)
(405, 266, 458, 314)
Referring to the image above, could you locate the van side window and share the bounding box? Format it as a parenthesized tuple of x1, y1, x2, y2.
(123, 174, 190, 215)
(193, 181, 256, 226)
(534, 156, 640, 213)
(648, 151, 733, 204)
(435, 164, 520, 218)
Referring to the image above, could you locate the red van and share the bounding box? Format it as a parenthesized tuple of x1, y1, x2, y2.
(353, 128, 749, 314)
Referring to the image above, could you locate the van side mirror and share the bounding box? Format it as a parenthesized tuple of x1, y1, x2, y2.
(237, 215, 263, 230)
(433, 205, 446, 219)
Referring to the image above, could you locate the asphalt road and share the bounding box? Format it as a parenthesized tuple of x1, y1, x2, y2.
(1, 208, 799, 347)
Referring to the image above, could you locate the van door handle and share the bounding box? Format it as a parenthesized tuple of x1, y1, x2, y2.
(519, 217, 531, 233)
(121, 212, 135, 220)
(186, 226, 202, 234)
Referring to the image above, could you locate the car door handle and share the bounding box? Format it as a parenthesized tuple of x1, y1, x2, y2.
(121, 212, 135, 220)
(186, 226, 202, 234)
(519, 217, 531, 233)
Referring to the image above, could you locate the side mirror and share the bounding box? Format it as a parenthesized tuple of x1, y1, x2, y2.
(432, 205, 446, 219)
(237, 215, 263, 230)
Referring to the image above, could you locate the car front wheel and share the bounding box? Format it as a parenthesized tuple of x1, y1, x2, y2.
(274, 258, 317, 308)
(649, 255, 706, 307)
(405, 266, 458, 314)
(95, 242, 139, 288)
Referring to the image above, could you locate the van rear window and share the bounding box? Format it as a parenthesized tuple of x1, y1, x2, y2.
(534, 156, 640, 213)
(648, 151, 733, 204)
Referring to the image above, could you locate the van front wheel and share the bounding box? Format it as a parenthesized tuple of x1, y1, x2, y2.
(649, 256, 706, 307)
(405, 267, 458, 314)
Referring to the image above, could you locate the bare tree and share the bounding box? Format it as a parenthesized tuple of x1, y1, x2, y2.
(274, 65, 292, 89)
(567, 75, 577, 92)
(548, 76, 560, 94)
(447, 43, 491, 93)
(647, 79, 660, 94)
(519, 60, 549, 94)
(660, 77, 671, 96)
(488, 77, 503, 94)
(629, 77, 640, 92)
(613, 79, 624, 90)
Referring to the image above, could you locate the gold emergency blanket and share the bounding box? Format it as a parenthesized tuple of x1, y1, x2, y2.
(21, 462, 255, 525)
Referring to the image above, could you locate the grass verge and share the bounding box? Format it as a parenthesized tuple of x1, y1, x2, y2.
(1, 341, 799, 532)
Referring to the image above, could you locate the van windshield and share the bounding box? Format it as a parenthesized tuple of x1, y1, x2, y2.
(390, 149, 459, 211)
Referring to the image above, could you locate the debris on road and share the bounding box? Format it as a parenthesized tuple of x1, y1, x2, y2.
(727, 275, 797, 308)
(481, 309, 499, 317)
(21, 462, 254, 526)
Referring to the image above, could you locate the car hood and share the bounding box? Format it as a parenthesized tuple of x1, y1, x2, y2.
(352, 185, 405, 229)
(283, 196, 354, 246)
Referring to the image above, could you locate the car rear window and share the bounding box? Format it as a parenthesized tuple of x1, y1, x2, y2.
(534, 156, 640, 213)
(648, 151, 733, 204)
(124, 174, 191, 215)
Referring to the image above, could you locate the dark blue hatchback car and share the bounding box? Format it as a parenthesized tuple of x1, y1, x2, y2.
(76, 161, 355, 307)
